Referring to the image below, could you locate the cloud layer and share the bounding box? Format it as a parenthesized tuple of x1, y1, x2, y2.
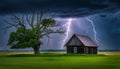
(0, 0, 120, 17)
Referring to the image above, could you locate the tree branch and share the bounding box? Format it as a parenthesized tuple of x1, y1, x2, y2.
(26, 14, 34, 29)
(31, 9, 35, 28)
(12, 14, 24, 26)
(41, 28, 64, 36)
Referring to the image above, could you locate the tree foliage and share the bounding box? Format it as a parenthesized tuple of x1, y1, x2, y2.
(8, 27, 41, 49)
(5, 10, 64, 54)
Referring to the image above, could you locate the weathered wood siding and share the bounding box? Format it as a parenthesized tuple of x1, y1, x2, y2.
(84, 47, 97, 54)
(66, 36, 82, 46)
(67, 46, 84, 54)
(67, 46, 97, 54)
(66, 34, 97, 54)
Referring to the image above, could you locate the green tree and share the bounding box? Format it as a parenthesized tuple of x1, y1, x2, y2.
(5, 10, 64, 55)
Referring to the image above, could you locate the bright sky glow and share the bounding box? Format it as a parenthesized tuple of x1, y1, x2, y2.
(85, 18, 99, 45)
(61, 18, 72, 47)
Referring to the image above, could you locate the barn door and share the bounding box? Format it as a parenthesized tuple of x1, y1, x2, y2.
(74, 47, 77, 54)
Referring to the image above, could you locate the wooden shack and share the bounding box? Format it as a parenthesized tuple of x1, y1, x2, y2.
(65, 34, 98, 54)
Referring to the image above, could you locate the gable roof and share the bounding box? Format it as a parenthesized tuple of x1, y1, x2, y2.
(65, 34, 98, 47)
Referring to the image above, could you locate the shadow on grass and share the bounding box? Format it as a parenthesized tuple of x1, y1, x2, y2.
(6, 53, 106, 57)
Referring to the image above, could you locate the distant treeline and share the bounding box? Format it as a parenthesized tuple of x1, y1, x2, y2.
(0, 50, 66, 52)
(0, 50, 120, 52)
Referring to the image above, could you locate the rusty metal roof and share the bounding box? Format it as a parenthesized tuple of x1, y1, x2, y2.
(65, 34, 98, 47)
(75, 34, 98, 47)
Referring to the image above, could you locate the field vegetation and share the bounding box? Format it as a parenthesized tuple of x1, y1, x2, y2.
(0, 52, 120, 69)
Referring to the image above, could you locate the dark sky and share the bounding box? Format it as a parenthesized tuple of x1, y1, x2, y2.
(0, 0, 120, 17)
(0, 0, 120, 50)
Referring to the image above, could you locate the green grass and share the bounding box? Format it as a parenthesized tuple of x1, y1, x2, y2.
(0, 53, 120, 69)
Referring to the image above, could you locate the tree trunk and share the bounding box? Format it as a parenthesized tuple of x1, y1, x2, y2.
(33, 46, 40, 55)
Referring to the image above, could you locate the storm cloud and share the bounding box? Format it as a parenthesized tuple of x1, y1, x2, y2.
(0, 0, 120, 17)
(0, 0, 120, 51)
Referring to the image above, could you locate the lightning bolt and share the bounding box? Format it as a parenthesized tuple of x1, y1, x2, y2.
(85, 18, 99, 45)
(62, 18, 72, 47)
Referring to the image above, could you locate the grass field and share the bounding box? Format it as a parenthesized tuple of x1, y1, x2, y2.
(0, 52, 120, 69)
(0, 51, 120, 56)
